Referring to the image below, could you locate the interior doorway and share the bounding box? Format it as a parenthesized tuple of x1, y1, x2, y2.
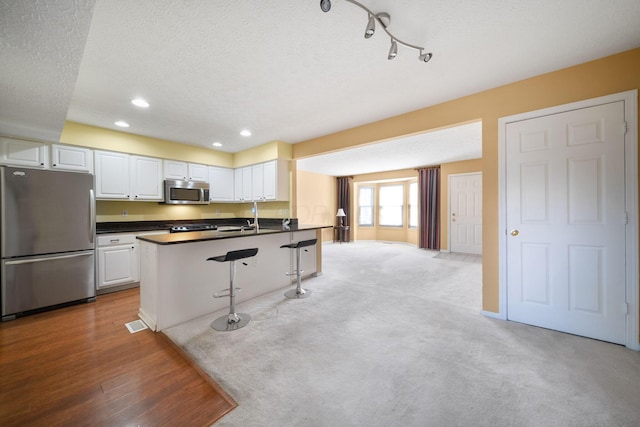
(449, 172, 482, 255)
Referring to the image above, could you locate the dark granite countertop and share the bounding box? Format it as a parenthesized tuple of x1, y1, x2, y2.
(136, 224, 330, 245)
(97, 218, 298, 234)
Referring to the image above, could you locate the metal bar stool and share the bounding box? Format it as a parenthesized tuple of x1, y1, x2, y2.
(207, 247, 258, 331)
(281, 238, 317, 299)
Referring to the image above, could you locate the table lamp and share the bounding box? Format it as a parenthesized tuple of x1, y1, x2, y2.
(336, 208, 346, 226)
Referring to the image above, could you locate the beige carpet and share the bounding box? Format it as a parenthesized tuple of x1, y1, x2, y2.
(164, 241, 640, 426)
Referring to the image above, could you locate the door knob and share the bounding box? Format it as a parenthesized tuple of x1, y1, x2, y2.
(510, 229, 519, 236)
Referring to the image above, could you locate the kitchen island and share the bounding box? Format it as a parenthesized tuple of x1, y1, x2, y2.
(137, 225, 329, 331)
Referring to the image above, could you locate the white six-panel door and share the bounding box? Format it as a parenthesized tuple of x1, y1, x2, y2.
(505, 101, 628, 344)
(449, 173, 483, 254)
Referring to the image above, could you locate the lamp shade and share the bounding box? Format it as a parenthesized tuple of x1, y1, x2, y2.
(336, 208, 346, 217)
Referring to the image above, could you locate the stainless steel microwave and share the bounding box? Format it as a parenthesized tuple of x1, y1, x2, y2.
(164, 179, 210, 204)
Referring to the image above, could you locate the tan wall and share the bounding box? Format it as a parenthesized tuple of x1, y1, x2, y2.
(295, 169, 336, 242)
(292, 48, 640, 314)
(61, 122, 234, 167)
(440, 158, 483, 250)
(233, 140, 292, 167)
(96, 200, 289, 223)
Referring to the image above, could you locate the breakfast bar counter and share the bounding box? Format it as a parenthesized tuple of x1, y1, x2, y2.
(137, 225, 330, 331)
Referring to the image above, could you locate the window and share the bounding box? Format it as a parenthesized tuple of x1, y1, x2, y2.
(379, 184, 404, 226)
(409, 181, 418, 228)
(358, 186, 374, 226)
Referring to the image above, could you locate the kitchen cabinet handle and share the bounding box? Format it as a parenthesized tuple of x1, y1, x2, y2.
(5, 251, 93, 265)
(89, 189, 95, 244)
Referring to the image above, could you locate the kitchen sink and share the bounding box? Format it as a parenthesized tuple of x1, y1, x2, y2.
(216, 225, 255, 232)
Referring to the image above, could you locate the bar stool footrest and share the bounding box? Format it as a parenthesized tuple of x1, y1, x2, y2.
(284, 270, 304, 277)
(213, 287, 241, 298)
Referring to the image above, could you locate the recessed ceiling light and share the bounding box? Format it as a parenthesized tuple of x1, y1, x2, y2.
(212, 142, 223, 147)
(131, 98, 149, 108)
(114, 121, 130, 128)
(240, 129, 251, 137)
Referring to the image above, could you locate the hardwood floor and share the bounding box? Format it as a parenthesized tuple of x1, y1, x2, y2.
(0, 288, 236, 426)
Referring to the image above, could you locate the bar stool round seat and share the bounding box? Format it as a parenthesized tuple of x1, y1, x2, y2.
(207, 247, 258, 331)
(280, 238, 317, 299)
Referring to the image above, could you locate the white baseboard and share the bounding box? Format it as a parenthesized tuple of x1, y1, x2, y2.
(482, 310, 506, 320)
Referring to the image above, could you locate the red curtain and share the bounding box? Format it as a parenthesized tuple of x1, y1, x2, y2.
(418, 166, 440, 249)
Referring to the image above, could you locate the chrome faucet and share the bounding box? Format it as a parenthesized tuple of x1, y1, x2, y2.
(251, 201, 259, 231)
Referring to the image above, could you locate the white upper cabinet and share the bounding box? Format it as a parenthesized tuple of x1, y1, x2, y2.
(259, 160, 289, 201)
(163, 160, 208, 182)
(164, 160, 188, 180)
(233, 160, 289, 202)
(235, 166, 252, 201)
(234, 166, 253, 201)
(50, 144, 93, 173)
(0, 137, 48, 168)
(252, 163, 264, 201)
(209, 166, 234, 202)
(263, 160, 279, 200)
(95, 150, 130, 199)
(187, 163, 208, 182)
(130, 155, 163, 201)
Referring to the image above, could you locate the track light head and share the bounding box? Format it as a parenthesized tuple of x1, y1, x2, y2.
(364, 14, 375, 38)
(388, 40, 398, 60)
(418, 51, 433, 63)
(320, 0, 331, 12)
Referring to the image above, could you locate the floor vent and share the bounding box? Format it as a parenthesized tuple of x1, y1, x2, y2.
(125, 319, 148, 334)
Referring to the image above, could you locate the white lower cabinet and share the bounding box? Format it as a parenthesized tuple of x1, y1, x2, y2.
(96, 231, 169, 292)
(97, 234, 139, 290)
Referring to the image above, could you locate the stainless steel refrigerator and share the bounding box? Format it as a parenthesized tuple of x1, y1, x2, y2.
(1, 166, 96, 320)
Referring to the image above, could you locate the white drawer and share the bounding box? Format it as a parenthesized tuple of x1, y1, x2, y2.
(97, 234, 137, 247)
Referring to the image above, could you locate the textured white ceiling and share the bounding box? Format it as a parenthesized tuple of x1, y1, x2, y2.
(1, 0, 639, 175)
(297, 122, 482, 176)
(0, 0, 95, 140)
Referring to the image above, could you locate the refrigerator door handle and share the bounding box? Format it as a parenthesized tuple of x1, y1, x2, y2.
(89, 189, 95, 245)
(5, 251, 94, 265)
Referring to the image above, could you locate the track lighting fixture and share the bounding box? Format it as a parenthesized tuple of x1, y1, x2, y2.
(320, 0, 433, 63)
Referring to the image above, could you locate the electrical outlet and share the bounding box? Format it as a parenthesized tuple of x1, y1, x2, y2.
(216, 209, 220, 216)
(122, 210, 128, 217)
(278, 209, 283, 215)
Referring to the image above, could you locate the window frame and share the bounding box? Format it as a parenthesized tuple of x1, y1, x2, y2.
(358, 185, 375, 227)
